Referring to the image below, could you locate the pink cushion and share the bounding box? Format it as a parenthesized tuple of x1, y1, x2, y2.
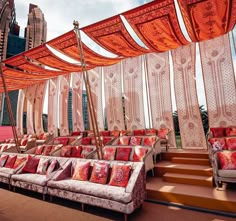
(81, 137, 91, 145)
(4, 155, 17, 168)
(81, 146, 93, 158)
(145, 129, 157, 135)
(158, 128, 169, 139)
(36, 158, 49, 175)
(129, 137, 142, 146)
(100, 131, 110, 136)
(132, 147, 148, 162)
(143, 136, 156, 146)
(72, 161, 90, 181)
(210, 128, 225, 138)
(90, 162, 109, 184)
(103, 147, 116, 161)
(13, 156, 27, 169)
(109, 165, 131, 187)
(71, 146, 82, 158)
(133, 129, 145, 136)
(218, 151, 236, 170)
(46, 160, 58, 177)
(225, 138, 236, 150)
(22, 156, 40, 173)
(116, 147, 132, 161)
(118, 136, 130, 145)
(54, 137, 69, 146)
(60, 146, 72, 157)
(225, 127, 236, 137)
(20, 138, 28, 146)
(43, 146, 53, 156)
(0, 155, 9, 167)
(209, 138, 227, 151)
(34, 145, 45, 155)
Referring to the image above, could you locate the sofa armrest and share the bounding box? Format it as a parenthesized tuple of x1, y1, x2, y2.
(153, 138, 161, 154)
(142, 149, 154, 173)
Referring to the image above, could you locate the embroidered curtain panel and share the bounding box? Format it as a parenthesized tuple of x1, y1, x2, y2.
(16, 89, 26, 136)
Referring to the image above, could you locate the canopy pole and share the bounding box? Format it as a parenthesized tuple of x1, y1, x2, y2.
(73, 21, 103, 160)
(0, 63, 20, 153)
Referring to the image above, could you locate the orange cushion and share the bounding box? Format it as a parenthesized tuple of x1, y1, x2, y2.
(133, 129, 145, 136)
(129, 137, 142, 146)
(116, 147, 132, 161)
(103, 147, 116, 161)
(225, 138, 236, 150)
(118, 136, 130, 145)
(13, 156, 27, 169)
(109, 165, 131, 187)
(111, 130, 120, 137)
(4, 155, 17, 168)
(210, 128, 225, 138)
(72, 161, 90, 181)
(90, 162, 109, 184)
(225, 127, 236, 137)
(218, 151, 236, 170)
(132, 147, 148, 162)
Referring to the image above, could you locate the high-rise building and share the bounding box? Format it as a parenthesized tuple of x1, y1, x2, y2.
(68, 89, 73, 132)
(82, 91, 89, 130)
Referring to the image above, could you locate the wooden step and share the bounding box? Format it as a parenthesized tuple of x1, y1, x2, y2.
(162, 150, 209, 161)
(146, 177, 236, 213)
(155, 161, 213, 177)
(171, 157, 210, 166)
(162, 172, 213, 187)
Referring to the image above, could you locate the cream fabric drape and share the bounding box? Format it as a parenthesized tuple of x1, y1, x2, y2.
(16, 89, 26, 135)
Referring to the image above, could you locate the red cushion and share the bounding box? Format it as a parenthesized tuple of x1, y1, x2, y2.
(118, 136, 130, 145)
(71, 146, 82, 158)
(60, 146, 72, 157)
(4, 155, 17, 168)
(133, 129, 145, 136)
(81, 137, 91, 145)
(100, 131, 110, 136)
(116, 147, 132, 161)
(68, 137, 76, 145)
(209, 138, 227, 151)
(54, 137, 69, 146)
(143, 136, 156, 146)
(210, 128, 225, 138)
(120, 130, 129, 136)
(34, 145, 45, 155)
(91, 137, 96, 145)
(111, 130, 120, 137)
(43, 146, 53, 156)
(71, 131, 81, 136)
(225, 138, 236, 150)
(217, 151, 236, 170)
(72, 161, 90, 181)
(90, 162, 109, 184)
(22, 156, 40, 173)
(20, 138, 28, 146)
(225, 127, 236, 137)
(13, 156, 27, 169)
(103, 137, 112, 145)
(38, 133, 45, 140)
(81, 146, 93, 158)
(158, 129, 169, 139)
(0, 154, 9, 167)
(103, 147, 116, 161)
(132, 147, 148, 162)
(129, 137, 142, 146)
(109, 165, 131, 187)
(145, 129, 157, 135)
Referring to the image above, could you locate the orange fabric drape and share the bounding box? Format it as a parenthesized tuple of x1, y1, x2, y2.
(123, 0, 189, 52)
(82, 15, 150, 57)
(177, 0, 236, 41)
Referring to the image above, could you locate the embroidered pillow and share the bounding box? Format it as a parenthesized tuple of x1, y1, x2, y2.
(13, 156, 27, 169)
(22, 156, 40, 173)
(145, 128, 157, 136)
(133, 129, 145, 136)
(68, 137, 76, 145)
(129, 137, 142, 146)
(50, 145, 61, 153)
(225, 127, 236, 137)
(20, 138, 28, 146)
(208, 138, 227, 150)
(158, 129, 169, 139)
(60, 146, 72, 157)
(54, 137, 69, 146)
(43, 145, 53, 156)
(4, 155, 17, 168)
(103, 147, 116, 161)
(210, 128, 225, 138)
(225, 138, 236, 151)
(143, 136, 156, 146)
(72, 161, 90, 181)
(81, 137, 91, 145)
(103, 137, 112, 145)
(36, 158, 49, 175)
(90, 162, 109, 184)
(109, 165, 131, 187)
(71, 131, 81, 136)
(34, 145, 45, 155)
(0, 154, 9, 167)
(116, 147, 132, 161)
(46, 160, 58, 177)
(111, 130, 120, 137)
(118, 136, 130, 145)
(81, 146, 94, 158)
(132, 147, 148, 162)
(100, 131, 110, 136)
(71, 146, 82, 158)
(217, 151, 236, 170)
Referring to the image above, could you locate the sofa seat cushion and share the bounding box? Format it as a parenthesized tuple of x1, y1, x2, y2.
(47, 179, 132, 204)
(0, 168, 15, 177)
(218, 169, 236, 178)
(11, 174, 48, 186)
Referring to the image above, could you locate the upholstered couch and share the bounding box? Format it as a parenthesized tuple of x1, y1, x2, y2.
(212, 150, 236, 189)
(47, 159, 145, 221)
(25, 144, 63, 156)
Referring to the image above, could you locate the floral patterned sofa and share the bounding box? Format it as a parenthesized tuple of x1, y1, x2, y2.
(25, 144, 63, 156)
(47, 158, 145, 221)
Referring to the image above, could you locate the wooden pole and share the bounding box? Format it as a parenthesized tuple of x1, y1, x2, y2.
(73, 21, 103, 160)
(0, 63, 20, 153)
